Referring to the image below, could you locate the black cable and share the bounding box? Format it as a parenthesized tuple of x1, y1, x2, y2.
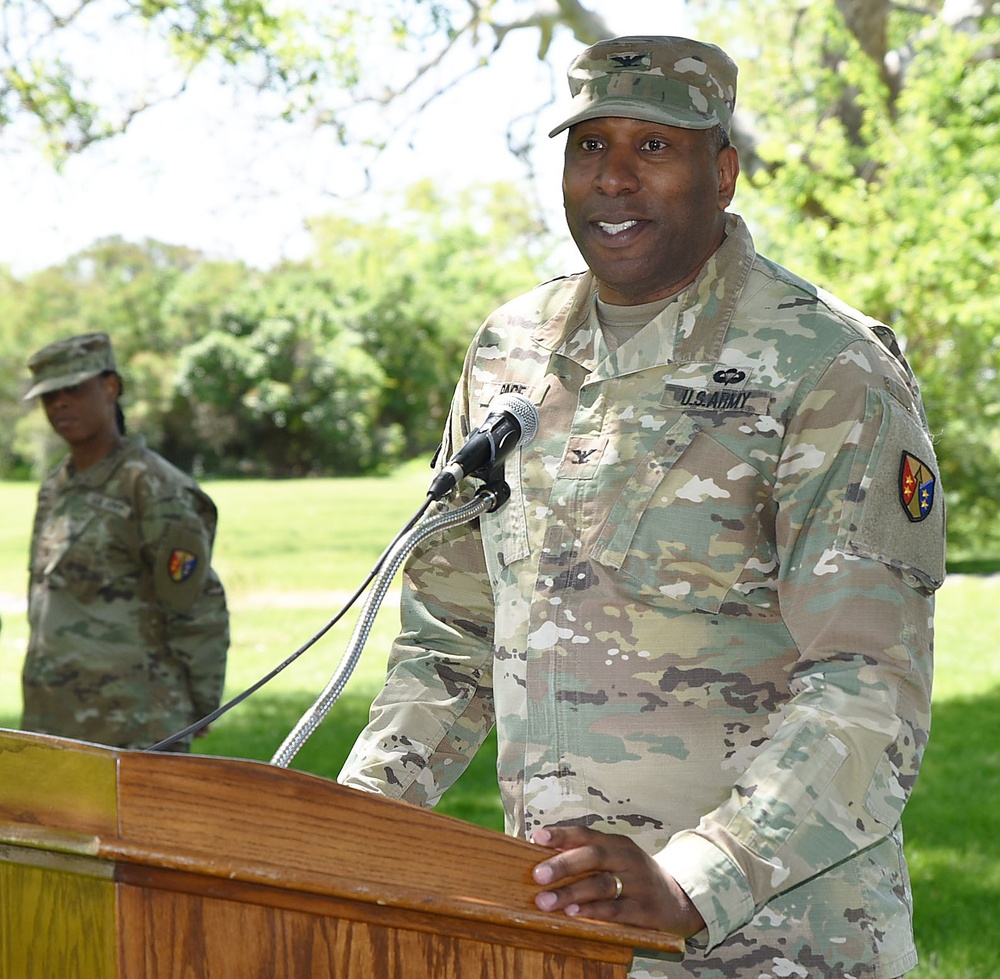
(143, 493, 436, 752)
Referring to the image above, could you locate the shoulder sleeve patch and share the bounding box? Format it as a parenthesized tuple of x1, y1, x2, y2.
(168, 548, 200, 582)
(837, 389, 946, 591)
(899, 452, 936, 523)
(155, 521, 211, 611)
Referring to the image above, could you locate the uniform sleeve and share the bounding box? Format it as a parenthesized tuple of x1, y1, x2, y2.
(654, 342, 944, 950)
(143, 485, 230, 721)
(339, 377, 499, 807)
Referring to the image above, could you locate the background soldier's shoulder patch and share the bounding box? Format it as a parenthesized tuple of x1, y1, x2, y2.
(899, 451, 936, 522)
(155, 521, 211, 611)
(168, 549, 199, 583)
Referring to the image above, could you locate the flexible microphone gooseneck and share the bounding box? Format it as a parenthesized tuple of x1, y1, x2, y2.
(146, 393, 539, 754)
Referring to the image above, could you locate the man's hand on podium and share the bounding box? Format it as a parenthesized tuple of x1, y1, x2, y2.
(530, 826, 705, 938)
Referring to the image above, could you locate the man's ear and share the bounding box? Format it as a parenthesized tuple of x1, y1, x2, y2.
(717, 144, 740, 209)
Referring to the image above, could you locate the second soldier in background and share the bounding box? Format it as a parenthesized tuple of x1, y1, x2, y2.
(20, 332, 229, 751)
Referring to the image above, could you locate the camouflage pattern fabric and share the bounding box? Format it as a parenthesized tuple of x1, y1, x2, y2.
(340, 214, 944, 978)
(23, 331, 116, 401)
(22, 436, 229, 751)
(548, 35, 738, 137)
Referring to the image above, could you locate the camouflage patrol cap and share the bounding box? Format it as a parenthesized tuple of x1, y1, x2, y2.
(24, 332, 117, 401)
(548, 35, 737, 138)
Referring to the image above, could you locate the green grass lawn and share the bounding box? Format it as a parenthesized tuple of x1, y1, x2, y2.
(0, 462, 506, 829)
(1, 470, 997, 977)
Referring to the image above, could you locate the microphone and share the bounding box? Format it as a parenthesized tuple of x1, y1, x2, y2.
(428, 393, 539, 500)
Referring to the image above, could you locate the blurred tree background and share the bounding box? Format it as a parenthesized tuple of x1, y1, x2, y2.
(0, 180, 551, 479)
(1, 0, 997, 554)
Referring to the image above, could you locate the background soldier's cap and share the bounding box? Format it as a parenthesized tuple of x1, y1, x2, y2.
(548, 35, 738, 138)
(24, 332, 117, 401)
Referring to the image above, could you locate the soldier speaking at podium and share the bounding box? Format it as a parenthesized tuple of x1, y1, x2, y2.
(340, 35, 945, 978)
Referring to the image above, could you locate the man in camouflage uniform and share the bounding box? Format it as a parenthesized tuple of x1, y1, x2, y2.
(21, 332, 229, 751)
(340, 36, 944, 978)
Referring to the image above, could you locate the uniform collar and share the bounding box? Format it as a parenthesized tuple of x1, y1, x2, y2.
(531, 214, 757, 370)
(59, 435, 143, 487)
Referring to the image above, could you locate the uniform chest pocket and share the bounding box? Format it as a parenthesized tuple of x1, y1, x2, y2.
(479, 445, 532, 580)
(591, 415, 771, 613)
(33, 512, 139, 602)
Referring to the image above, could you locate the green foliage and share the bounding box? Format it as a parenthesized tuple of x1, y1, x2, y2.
(305, 180, 551, 453)
(0, 180, 549, 479)
(0, 1, 366, 162)
(175, 307, 390, 475)
(1, 0, 615, 165)
(166, 179, 546, 475)
(696, 0, 1000, 550)
(0, 236, 208, 477)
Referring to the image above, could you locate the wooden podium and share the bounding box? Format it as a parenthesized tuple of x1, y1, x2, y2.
(0, 729, 682, 978)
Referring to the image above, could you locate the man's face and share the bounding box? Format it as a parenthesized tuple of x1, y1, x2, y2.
(561, 116, 739, 305)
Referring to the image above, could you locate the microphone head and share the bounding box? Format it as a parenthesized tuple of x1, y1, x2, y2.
(489, 392, 539, 446)
(426, 391, 540, 500)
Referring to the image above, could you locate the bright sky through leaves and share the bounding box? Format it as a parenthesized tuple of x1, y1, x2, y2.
(0, 0, 689, 275)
